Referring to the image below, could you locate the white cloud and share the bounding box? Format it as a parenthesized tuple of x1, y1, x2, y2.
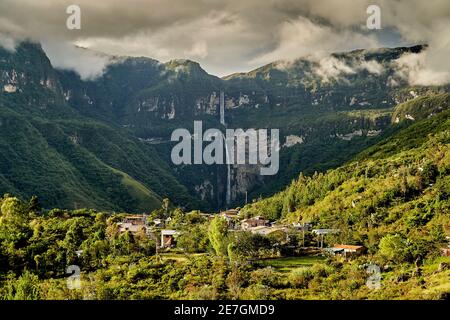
(252, 16, 379, 66)
(0, 0, 448, 80)
(359, 59, 383, 75)
(0, 34, 17, 52)
(185, 41, 208, 59)
(42, 41, 111, 80)
(394, 50, 450, 86)
(313, 56, 355, 82)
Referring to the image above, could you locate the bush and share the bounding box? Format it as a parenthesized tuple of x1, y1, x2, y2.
(288, 268, 313, 288)
(379, 234, 409, 263)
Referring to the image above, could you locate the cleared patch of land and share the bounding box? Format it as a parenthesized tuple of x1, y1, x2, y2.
(257, 256, 324, 272)
(159, 252, 206, 262)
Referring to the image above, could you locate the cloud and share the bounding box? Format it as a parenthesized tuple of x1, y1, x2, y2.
(0, 0, 448, 80)
(42, 41, 111, 80)
(0, 34, 17, 52)
(359, 59, 383, 75)
(313, 56, 356, 82)
(394, 50, 450, 86)
(251, 16, 379, 66)
(185, 41, 208, 59)
(310, 56, 384, 83)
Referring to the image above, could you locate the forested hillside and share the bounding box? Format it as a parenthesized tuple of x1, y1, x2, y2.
(1, 42, 449, 212)
(0, 94, 448, 300)
(0, 43, 198, 212)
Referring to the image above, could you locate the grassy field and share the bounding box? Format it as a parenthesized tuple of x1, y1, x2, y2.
(159, 252, 206, 262)
(257, 256, 325, 273)
(158, 253, 325, 273)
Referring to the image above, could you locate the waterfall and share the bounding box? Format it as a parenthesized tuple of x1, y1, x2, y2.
(219, 91, 231, 207)
(219, 91, 225, 126)
(223, 134, 231, 207)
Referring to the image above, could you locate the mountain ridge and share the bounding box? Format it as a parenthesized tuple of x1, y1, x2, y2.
(1, 41, 448, 212)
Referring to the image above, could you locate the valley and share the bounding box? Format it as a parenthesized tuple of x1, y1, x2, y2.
(2, 42, 448, 213)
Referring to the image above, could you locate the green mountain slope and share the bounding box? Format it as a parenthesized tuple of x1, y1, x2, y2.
(242, 97, 450, 252)
(1, 41, 449, 212)
(60, 44, 446, 209)
(392, 92, 450, 123)
(0, 43, 198, 212)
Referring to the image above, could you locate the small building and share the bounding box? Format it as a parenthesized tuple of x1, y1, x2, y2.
(160, 229, 180, 249)
(75, 250, 83, 258)
(117, 214, 149, 235)
(220, 209, 240, 220)
(441, 248, 450, 257)
(153, 218, 164, 228)
(324, 247, 345, 256)
(220, 209, 240, 229)
(117, 222, 147, 234)
(200, 213, 214, 219)
(292, 222, 312, 231)
(440, 236, 450, 256)
(241, 216, 270, 230)
(249, 226, 288, 237)
(312, 229, 340, 235)
(331, 244, 366, 256)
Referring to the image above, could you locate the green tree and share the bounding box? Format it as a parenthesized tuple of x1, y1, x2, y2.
(28, 196, 42, 214)
(208, 217, 229, 257)
(2, 271, 41, 300)
(162, 198, 170, 218)
(379, 234, 409, 263)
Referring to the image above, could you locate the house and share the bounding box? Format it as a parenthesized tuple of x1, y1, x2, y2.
(160, 229, 180, 249)
(153, 218, 164, 228)
(117, 221, 147, 234)
(220, 209, 240, 220)
(324, 247, 345, 256)
(200, 213, 214, 220)
(220, 209, 240, 229)
(152, 217, 172, 228)
(312, 228, 340, 235)
(241, 216, 270, 230)
(249, 226, 288, 237)
(441, 248, 450, 257)
(117, 214, 150, 235)
(441, 236, 450, 256)
(331, 244, 366, 256)
(117, 215, 148, 234)
(292, 222, 312, 231)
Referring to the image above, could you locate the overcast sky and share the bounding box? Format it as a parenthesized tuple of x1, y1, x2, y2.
(0, 0, 449, 83)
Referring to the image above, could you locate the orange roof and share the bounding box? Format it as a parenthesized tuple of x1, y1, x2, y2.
(333, 244, 365, 250)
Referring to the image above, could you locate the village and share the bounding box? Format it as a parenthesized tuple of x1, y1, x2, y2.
(115, 209, 369, 260)
(115, 208, 450, 273)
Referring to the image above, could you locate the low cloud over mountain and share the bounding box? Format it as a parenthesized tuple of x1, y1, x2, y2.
(0, 0, 448, 83)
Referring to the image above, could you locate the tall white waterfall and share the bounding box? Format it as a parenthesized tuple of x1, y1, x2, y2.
(223, 134, 231, 207)
(219, 91, 231, 207)
(219, 91, 225, 126)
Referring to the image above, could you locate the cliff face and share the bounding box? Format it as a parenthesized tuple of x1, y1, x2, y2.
(0, 43, 67, 113)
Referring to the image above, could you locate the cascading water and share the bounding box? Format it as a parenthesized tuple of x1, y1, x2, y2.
(219, 91, 231, 207)
(220, 91, 225, 126)
(223, 134, 231, 207)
